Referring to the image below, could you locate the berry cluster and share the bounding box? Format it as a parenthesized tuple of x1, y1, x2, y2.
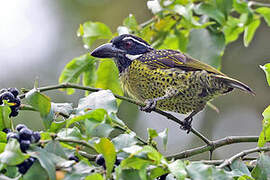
(0, 88, 20, 117)
(5, 124, 41, 153)
(95, 154, 123, 169)
(68, 154, 79, 162)
(3, 124, 41, 174)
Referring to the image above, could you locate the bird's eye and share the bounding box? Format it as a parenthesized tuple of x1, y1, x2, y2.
(124, 41, 132, 49)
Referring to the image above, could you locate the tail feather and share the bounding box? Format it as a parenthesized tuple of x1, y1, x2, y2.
(212, 74, 255, 96)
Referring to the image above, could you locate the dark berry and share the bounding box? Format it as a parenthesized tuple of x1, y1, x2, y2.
(68, 155, 79, 162)
(17, 157, 35, 174)
(7, 132, 19, 141)
(115, 157, 124, 166)
(95, 154, 105, 166)
(10, 98, 21, 108)
(9, 109, 19, 117)
(8, 88, 19, 97)
(17, 163, 28, 174)
(19, 128, 32, 140)
(16, 124, 27, 132)
(157, 173, 168, 180)
(1, 92, 15, 101)
(20, 140, 30, 152)
(2, 128, 11, 134)
(31, 131, 41, 143)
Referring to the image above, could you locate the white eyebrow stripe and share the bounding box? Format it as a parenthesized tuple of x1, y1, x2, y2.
(125, 54, 143, 60)
(122, 37, 150, 47)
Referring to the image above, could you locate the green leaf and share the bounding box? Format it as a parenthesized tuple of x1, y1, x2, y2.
(29, 147, 57, 180)
(112, 134, 138, 152)
(25, 89, 52, 129)
(123, 14, 138, 32)
(258, 105, 270, 147)
(76, 90, 118, 115)
(64, 161, 95, 179)
(187, 29, 225, 69)
(223, 16, 244, 44)
(118, 169, 142, 180)
(95, 60, 123, 103)
(94, 138, 116, 178)
(230, 159, 251, 176)
(57, 127, 82, 140)
(0, 105, 11, 130)
(23, 161, 49, 180)
(78, 21, 112, 48)
(186, 162, 212, 180)
(244, 19, 260, 47)
(51, 102, 73, 116)
(150, 167, 168, 179)
(0, 139, 29, 166)
(251, 154, 270, 179)
(147, 128, 158, 140)
(256, 7, 270, 26)
(195, 3, 225, 25)
(85, 118, 114, 138)
(258, 106, 270, 147)
(233, 0, 250, 14)
(260, 63, 270, 86)
(176, 30, 189, 52)
(0, 143, 6, 153)
(215, 0, 233, 19)
(83, 60, 97, 96)
(158, 128, 168, 151)
(138, 146, 162, 164)
(44, 141, 67, 158)
(58, 54, 96, 94)
(121, 156, 151, 169)
(158, 33, 179, 50)
(168, 160, 187, 180)
(67, 108, 107, 128)
(85, 173, 104, 180)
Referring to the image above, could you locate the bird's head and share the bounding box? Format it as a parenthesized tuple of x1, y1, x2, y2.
(91, 34, 153, 72)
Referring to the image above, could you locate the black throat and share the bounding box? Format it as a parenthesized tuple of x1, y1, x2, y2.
(115, 55, 133, 73)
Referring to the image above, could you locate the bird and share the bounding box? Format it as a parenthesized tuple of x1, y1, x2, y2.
(91, 34, 254, 132)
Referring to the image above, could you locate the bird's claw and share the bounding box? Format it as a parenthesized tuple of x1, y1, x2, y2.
(180, 117, 193, 133)
(140, 99, 156, 113)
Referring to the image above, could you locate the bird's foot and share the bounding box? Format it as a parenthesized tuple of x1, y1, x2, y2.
(180, 117, 193, 134)
(140, 99, 157, 113)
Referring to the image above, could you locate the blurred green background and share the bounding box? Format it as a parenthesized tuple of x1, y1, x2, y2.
(1, 0, 270, 160)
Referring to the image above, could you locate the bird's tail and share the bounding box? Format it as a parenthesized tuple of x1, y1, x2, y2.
(212, 74, 255, 95)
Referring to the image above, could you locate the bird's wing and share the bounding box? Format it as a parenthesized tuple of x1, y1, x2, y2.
(139, 49, 255, 95)
(140, 49, 225, 76)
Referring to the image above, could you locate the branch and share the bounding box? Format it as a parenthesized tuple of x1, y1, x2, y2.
(249, 1, 270, 7)
(19, 83, 211, 145)
(167, 136, 259, 160)
(40, 138, 96, 151)
(218, 146, 270, 168)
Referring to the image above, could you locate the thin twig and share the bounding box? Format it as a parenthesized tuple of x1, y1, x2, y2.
(249, 1, 270, 7)
(218, 146, 270, 168)
(78, 151, 96, 161)
(19, 83, 211, 145)
(41, 138, 95, 151)
(20, 104, 69, 118)
(167, 136, 259, 160)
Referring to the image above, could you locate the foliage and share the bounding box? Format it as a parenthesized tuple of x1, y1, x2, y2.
(1, 0, 270, 179)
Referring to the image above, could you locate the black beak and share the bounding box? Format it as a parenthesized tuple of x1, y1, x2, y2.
(91, 43, 122, 58)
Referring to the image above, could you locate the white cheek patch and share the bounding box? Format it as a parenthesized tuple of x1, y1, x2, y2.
(125, 54, 143, 60)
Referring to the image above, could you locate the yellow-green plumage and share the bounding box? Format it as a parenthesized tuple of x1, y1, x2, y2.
(120, 49, 235, 114)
